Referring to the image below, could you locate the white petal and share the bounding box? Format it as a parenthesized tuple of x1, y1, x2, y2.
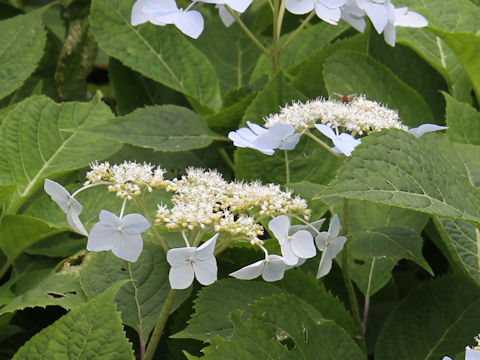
(332, 133, 361, 156)
(322, 0, 345, 8)
(228, 128, 257, 147)
(317, 251, 333, 278)
(315, 232, 330, 251)
(290, 230, 316, 259)
(66, 212, 88, 236)
(193, 256, 217, 285)
(325, 235, 347, 259)
(99, 210, 119, 226)
(169, 262, 195, 289)
(111, 233, 144, 262)
(393, 8, 428, 28)
(329, 214, 342, 236)
(247, 121, 268, 135)
(315, 3, 341, 25)
(142, 0, 178, 13)
(218, 5, 235, 26)
(149, 11, 178, 25)
(175, 10, 204, 39)
(269, 215, 290, 245)
(131, 0, 149, 25)
(466, 348, 480, 360)
(341, 12, 366, 32)
(121, 213, 151, 234)
(280, 241, 300, 265)
(286, 0, 314, 14)
(364, 3, 389, 33)
(278, 133, 302, 150)
(44, 179, 76, 214)
(315, 123, 336, 140)
(230, 259, 264, 280)
(289, 218, 325, 237)
(262, 255, 287, 281)
(408, 124, 448, 138)
(195, 234, 218, 260)
(267, 123, 296, 138)
(87, 222, 116, 252)
(167, 247, 196, 267)
(226, 0, 253, 12)
(383, 22, 396, 46)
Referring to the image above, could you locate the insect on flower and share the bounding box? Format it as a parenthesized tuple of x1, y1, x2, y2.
(333, 92, 357, 104)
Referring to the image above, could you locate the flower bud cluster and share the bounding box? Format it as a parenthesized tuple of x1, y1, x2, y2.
(263, 96, 407, 135)
(155, 167, 310, 242)
(85, 161, 167, 199)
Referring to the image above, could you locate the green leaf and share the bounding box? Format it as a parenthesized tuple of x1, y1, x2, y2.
(0, 95, 121, 213)
(322, 51, 434, 127)
(0, 215, 62, 271)
(90, 0, 221, 110)
(173, 279, 282, 341)
(202, 293, 365, 359)
(0, 9, 46, 100)
(234, 72, 342, 185)
(375, 275, 480, 359)
(0, 270, 87, 315)
(12, 281, 134, 360)
(0, 183, 16, 206)
(319, 130, 480, 225)
(351, 227, 432, 275)
(55, 18, 98, 100)
(250, 21, 350, 82)
(431, 29, 480, 104)
(445, 92, 480, 145)
(83, 105, 220, 151)
(79, 239, 189, 339)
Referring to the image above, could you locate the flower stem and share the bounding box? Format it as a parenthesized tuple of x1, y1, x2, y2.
(340, 198, 366, 353)
(280, 11, 315, 53)
(128, 263, 146, 359)
(143, 289, 178, 360)
(284, 150, 290, 185)
(226, 6, 270, 56)
(134, 198, 169, 253)
(363, 257, 375, 333)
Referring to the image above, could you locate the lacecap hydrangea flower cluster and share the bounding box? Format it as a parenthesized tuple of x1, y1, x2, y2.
(45, 163, 343, 290)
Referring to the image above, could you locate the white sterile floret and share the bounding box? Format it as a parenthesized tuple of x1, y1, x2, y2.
(286, 0, 346, 25)
(408, 124, 448, 138)
(269, 215, 316, 265)
(131, 0, 204, 39)
(263, 96, 406, 135)
(315, 214, 347, 278)
(340, 0, 366, 32)
(196, 0, 253, 13)
(230, 254, 289, 282)
(315, 123, 361, 156)
(167, 234, 218, 289)
(87, 210, 151, 262)
(44, 179, 88, 236)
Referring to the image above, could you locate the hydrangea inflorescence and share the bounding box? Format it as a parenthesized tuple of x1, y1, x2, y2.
(45, 162, 346, 289)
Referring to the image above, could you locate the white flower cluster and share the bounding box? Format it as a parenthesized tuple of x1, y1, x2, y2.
(264, 96, 407, 135)
(85, 161, 167, 199)
(156, 167, 310, 241)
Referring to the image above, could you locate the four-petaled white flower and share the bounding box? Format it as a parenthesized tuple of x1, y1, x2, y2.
(230, 254, 289, 282)
(167, 234, 218, 289)
(131, 0, 204, 39)
(315, 214, 347, 278)
(408, 124, 448, 138)
(87, 210, 151, 262)
(315, 123, 361, 156)
(228, 121, 301, 155)
(286, 0, 346, 25)
(269, 215, 316, 265)
(44, 179, 88, 236)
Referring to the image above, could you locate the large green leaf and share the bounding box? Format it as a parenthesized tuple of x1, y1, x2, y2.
(319, 130, 480, 225)
(0, 183, 16, 206)
(0, 215, 62, 274)
(12, 282, 134, 360)
(0, 9, 46, 100)
(431, 29, 480, 104)
(234, 72, 342, 185)
(375, 275, 480, 359)
(322, 51, 434, 127)
(0, 95, 121, 213)
(79, 239, 189, 339)
(202, 293, 365, 359)
(445, 92, 480, 145)
(90, 0, 221, 110)
(82, 105, 220, 151)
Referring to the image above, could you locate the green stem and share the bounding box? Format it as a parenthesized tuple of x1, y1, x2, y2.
(226, 6, 270, 56)
(143, 289, 178, 360)
(363, 257, 375, 333)
(219, 148, 235, 172)
(280, 11, 315, 53)
(340, 198, 366, 353)
(284, 150, 290, 185)
(134, 198, 169, 253)
(129, 263, 146, 359)
(305, 130, 344, 158)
